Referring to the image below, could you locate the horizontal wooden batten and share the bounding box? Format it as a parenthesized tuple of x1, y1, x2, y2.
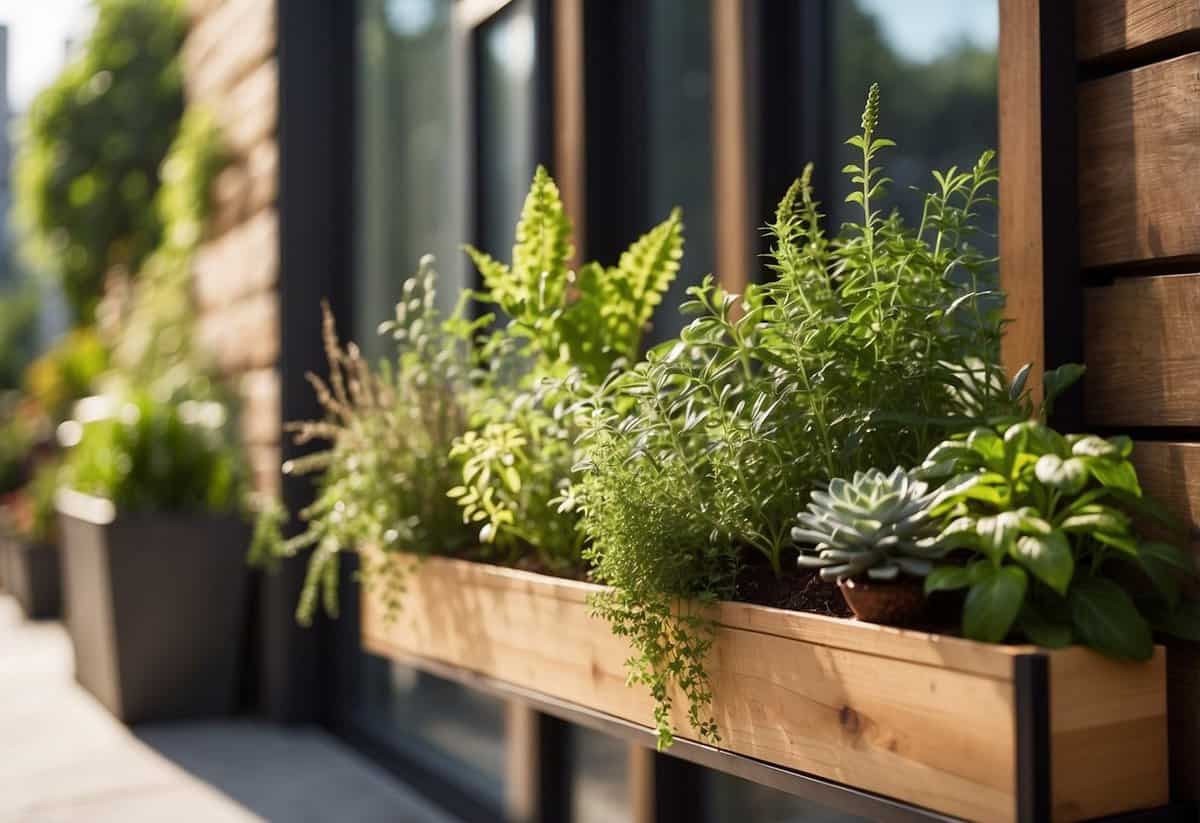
(1132, 440, 1200, 542)
(1077, 0, 1200, 66)
(1084, 274, 1200, 427)
(1078, 53, 1200, 270)
(362, 555, 1168, 822)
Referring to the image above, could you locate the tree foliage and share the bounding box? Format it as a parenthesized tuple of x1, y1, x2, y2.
(15, 0, 185, 325)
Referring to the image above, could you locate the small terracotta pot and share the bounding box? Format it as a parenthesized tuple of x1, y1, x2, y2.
(837, 577, 925, 625)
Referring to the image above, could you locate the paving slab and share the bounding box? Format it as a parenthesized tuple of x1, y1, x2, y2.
(0, 597, 456, 822)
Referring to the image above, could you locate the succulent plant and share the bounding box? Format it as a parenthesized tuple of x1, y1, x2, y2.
(792, 468, 944, 581)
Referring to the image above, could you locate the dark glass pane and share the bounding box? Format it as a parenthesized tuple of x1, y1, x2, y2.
(355, 657, 507, 803)
(349, 0, 507, 807)
(355, 0, 465, 353)
(705, 771, 870, 823)
(476, 0, 538, 259)
(569, 727, 631, 822)
(644, 0, 713, 345)
(829, 0, 998, 255)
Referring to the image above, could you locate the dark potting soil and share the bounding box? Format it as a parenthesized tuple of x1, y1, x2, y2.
(733, 553, 852, 618)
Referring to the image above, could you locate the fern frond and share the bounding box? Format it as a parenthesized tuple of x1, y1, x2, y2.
(619, 208, 684, 335)
(464, 245, 515, 308)
(512, 165, 573, 313)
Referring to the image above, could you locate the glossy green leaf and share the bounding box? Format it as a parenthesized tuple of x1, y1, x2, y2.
(963, 565, 1027, 643)
(1010, 530, 1073, 595)
(1069, 577, 1153, 660)
(924, 565, 972, 593)
(1034, 454, 1088, 494)
(1087, 458, 1142, 497)
(1018, 602, 1073, 648)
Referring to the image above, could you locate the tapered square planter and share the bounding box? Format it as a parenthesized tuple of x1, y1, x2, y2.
(0, 534, 61, 619)
(362, 554, 1169, 822)
(56, 490, 251, 724)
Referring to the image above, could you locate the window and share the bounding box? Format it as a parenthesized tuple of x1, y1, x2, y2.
(827, 0, 999, 249)
(354, 0, 465, 351)
(569, 726, 632, 823)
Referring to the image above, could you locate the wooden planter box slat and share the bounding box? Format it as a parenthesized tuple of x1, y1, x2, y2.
(361, 554, 1168, 822)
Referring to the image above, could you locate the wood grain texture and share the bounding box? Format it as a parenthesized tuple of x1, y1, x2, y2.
(1128, 441, 1200, 803)
(1134, 440, 1200, 538)
(1084, 275, 1200, 426)
(553, 0, 585, 266)
(999, 0, 1045, 399)
(1077, 0, 1200, 62)
(1078, 54, 1200, 269)
(1049, 647, 1169, 820)
(711, 0, 750, 298)
(361, 554, 1168, 822)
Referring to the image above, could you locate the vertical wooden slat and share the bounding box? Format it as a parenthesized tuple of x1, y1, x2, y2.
(999, 0, 1046, 400)
(999, 0, 1079, 422)
(628, 745, 655, 823)
(711, 0, 750, 297)
(553, 0, 586, 265)
(506, 702, 540, 822)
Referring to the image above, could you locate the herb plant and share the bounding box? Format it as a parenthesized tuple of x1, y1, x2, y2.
(575, 84, 1010, 746)
(450, 166, 683, 571)
(249, 258, 474, 623)
(63, 393, 243, 515)
(920, 419, 1196, 659)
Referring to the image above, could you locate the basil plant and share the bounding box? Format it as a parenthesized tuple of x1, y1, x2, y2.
(918, 419, 1197, 659)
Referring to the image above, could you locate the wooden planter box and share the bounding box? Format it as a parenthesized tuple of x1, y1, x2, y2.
(362, 554, 1168, 822)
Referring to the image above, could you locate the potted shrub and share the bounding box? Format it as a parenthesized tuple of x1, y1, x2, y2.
(1, 460, 63, 619)
(57, 392, 249, 723)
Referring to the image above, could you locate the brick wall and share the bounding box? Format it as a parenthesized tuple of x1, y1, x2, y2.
(181, 0, 280, 497)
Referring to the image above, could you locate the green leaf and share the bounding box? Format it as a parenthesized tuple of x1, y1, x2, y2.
(1009, 363, 1032, 401)
(1018, 601, 1073, 648)
(848, 300, 873, 323)
(925, 565, 972, 593)
(1138, 548, 1182, 611)
(1034, 454, 1088, 494)
(1005, 420, 1068, 459)
(1139, 540, 1195, 573)
(1069, 577, 1153, 660)
(976, 512, 1022, 564)
(1041, 363, 1085, 415)
(1071, 435, 1119, 458)
(966, 427, 1005, 471)
(1093, 530, 1140, 557)
(1010, 530, 1073, 595)
(963, 565, 1027, 643)
(1087, 457, 1142, 497)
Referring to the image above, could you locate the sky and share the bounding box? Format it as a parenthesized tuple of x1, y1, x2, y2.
(859, 0, 998, 63)
(0, 0, 93, 112)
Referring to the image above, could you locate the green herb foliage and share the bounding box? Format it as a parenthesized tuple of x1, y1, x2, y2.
(450, 166, 682, 571)
(920, 417, 1197, 659)
(250, 258, 474, 625)
(16, 0, 185, 325)
(574, 84, 1009, 746)
(64, 393, 242, 514)
(107, 108, 226, 392)
(25, 329, 110, 422)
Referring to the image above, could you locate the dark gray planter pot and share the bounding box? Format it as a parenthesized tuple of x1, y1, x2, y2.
(56, 490, 251, 724)
(1, 533, 61, 619)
